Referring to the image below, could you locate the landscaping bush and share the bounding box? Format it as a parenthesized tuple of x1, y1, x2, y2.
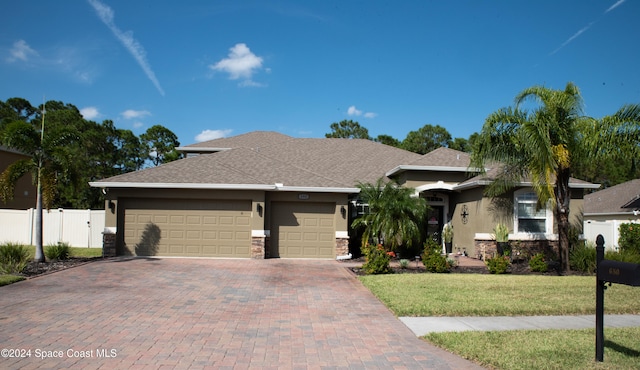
(529, 253, 548, 272)
(361, 244, 392, 275)
(605, 249, 640, 264)
(486, 255, 510, 274)
(45, 242, 71, 261)
(422, 239, 451, 273)
(619, 223, 640, 255)
(0, 243, 30, 274)
(570, 241, 596, 273)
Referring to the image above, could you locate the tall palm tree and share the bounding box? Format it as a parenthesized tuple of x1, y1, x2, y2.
(351, 178, 428, 251)
(471, 82, 639, 272)
(0, 105, 76, 262)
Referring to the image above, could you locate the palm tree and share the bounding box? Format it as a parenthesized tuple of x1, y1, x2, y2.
(471, 82, 639, 272)
(0, 104, 76, 262)
(351, 178, 428, 251)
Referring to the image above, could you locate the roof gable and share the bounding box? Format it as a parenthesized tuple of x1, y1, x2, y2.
(585, 179, 640, 214)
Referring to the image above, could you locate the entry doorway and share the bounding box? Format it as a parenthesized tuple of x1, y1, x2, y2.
(426, 206, 444, 244)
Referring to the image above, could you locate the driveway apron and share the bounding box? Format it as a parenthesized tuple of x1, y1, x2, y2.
(0, 258, 482, 369)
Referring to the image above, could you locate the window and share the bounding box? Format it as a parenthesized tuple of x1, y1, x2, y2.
(514, 191, 551, 234)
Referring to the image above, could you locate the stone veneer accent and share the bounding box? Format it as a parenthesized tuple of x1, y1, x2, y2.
(251, 236, 266, 259)
(102, 232, 117, 257)
(474, 238, 559, 260)
(336, 237, 349, 257)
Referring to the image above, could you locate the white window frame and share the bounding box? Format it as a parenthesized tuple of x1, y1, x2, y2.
(513, 189, 554, 239)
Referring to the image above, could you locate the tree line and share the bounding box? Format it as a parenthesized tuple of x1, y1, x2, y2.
(0, 97, 181, 210)
(325, 115, 639, 188)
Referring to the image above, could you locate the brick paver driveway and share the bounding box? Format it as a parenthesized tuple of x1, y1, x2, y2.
(0, 258, 482, 369)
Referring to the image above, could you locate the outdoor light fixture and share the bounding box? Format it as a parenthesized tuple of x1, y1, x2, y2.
(257, 204, 263, 217)
(340, 206, 346, 219)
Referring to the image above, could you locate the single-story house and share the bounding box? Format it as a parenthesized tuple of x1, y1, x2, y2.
(90, 131, 598, 259)
(583, 179, 640, 250)
(0, 146, 37, 209)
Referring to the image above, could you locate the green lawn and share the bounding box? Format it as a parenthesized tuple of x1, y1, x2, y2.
(359, 273, 640, 316)
(0, 274, 25, 286)
(360, 273, 640, 369)
(426, 327, 640, 370)
(22, 246, 103, 259)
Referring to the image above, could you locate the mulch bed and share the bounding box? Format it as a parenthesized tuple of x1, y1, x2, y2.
(19, 257, 102, 278)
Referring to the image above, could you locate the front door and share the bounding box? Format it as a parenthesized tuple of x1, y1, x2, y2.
(426, 206, 444, 244)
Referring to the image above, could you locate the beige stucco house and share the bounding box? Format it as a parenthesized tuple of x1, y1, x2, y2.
(90, 131, 598, 259)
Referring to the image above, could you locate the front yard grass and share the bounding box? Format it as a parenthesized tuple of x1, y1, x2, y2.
(359, 273, 640, 316)
(426, 327, 640, 370)
(0, 274, 25, 286)
(360, 273, 640, 369)
(22, 246, 103, 259)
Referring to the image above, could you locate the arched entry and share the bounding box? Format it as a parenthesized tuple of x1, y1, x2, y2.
(422, 193, 449, 244)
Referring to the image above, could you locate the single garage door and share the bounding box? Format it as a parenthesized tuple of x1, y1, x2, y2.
(271, 202, 335, 258)
(122, 199, 251, 257)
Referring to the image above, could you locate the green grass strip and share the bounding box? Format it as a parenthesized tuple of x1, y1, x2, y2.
(360, 274, 640, 316)
(426, 327, 640, 370)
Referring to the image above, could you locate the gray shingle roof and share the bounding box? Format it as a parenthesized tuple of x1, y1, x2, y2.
(584, 179, 640, 214)
(94, 132, 421, 190)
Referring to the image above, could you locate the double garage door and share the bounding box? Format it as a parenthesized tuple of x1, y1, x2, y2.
(123, 199, 252, 257)
(122, 198, 336, 259)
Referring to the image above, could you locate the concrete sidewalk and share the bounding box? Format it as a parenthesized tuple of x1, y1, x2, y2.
(400, 314, 640, 336)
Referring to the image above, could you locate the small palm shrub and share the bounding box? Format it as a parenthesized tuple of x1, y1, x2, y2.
(0, 243, 30, 274)
(570, 241, 597, 273)
(361, 244, 392, 275)
(399, 259, 409, 269)
(529, 253, 548, 272)
(45, 242, 71, 261)
(422, 239, 451, 273)
(486, 255, 510, 274)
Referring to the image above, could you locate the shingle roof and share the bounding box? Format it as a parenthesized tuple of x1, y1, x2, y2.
(408, 147, 471, 168)
(182, 131, 294, 149)
(584, 179, 640, 214)
(94, 132, 421, 190)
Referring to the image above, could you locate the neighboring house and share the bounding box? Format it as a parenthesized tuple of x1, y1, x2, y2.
(583, 179, 640, 250)
(90, 131, 598, 259)
(0, 146, 36, 209)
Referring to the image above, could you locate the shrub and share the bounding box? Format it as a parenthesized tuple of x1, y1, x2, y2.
(570, 241, 597, 273)
(361, 244, 392, 275)
(486, 255, 510, 274)
(0, 243, 30, 274)
(399, 259, 409, 269)
(605, 249, 640, 264)
(422, 239, 451, 273)
(45, 242, 71, 261)
(619, 223, 640, 255)
(529, 253, 548, 272)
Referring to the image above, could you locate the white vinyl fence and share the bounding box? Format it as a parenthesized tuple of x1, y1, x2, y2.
(0, 208, 105, 248)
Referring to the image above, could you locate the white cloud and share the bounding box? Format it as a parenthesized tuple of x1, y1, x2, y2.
(132, 121, 144, 129)
(6, 40, 39, 62)
(347, 105, 377, 119)
(121, 109, 151, 119)
(347, 106, 362, 116)
(606, 0, 626, 13)
(210, 43, 264, 86)
(80, 106, 100, 120)
(195, 129, 233, 142)
(87, 0, 165, 96)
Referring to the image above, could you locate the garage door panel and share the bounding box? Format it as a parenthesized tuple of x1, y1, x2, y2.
(123, 199, 251, 257)
(271, 202, 336, 259)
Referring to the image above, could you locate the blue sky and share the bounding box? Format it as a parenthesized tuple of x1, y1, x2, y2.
(1, 0, 639, 145)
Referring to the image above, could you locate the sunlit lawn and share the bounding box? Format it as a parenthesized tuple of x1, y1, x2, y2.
(360, 273, 640, 369)
(359, 273, 640, 316)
